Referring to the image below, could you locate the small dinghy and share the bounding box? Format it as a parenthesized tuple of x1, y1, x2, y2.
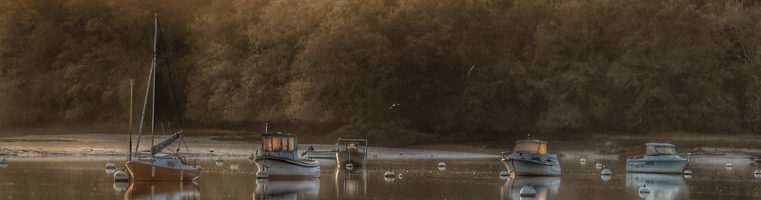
(501, 135, 561, 176)
(254, 124, 320, 179)
(626, 143, 688, 174)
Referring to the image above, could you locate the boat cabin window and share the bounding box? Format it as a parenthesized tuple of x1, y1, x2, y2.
(513, 142, 547, 154)
(646, 146, 677, 155)
(262, 136, 296, 152)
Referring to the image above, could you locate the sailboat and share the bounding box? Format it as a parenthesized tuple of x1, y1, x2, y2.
(125, 13, 201, 182)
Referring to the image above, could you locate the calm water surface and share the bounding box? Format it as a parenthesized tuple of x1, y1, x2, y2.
(0, 157, 760, 199)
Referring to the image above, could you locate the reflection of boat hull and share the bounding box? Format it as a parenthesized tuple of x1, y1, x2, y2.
(255, 156, 320, 179)
(126, 182, 200, 200)
(502, 176, 561, 200)
(334, 168, 367, 199)
(254, 180, 320, 200)
(502, 155, 561, 176)
(626, 158, 687, 174)
(337, 150, 366, 167)
(626, 173, 687, 199)
(126, 159, 200, 181)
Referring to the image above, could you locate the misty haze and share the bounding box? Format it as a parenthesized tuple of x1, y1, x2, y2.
(1, 0, 761, 199)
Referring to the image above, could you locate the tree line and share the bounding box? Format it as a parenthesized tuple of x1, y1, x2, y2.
(0, 0, 760, 143)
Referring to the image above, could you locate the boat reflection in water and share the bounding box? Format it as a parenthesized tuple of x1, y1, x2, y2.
(626, 173, 687, 200)
(334, 168, 367, 199)
(125, 181, 200, 200)
(501, 176, 561, 200)
(253, 179, 320, 200)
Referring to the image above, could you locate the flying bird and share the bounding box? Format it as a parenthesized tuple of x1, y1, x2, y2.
(467, 64, 476, 77)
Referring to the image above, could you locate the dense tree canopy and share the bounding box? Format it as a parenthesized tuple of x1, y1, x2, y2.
(0, 0, 760, 143)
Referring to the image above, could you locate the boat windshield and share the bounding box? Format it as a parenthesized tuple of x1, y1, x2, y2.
(646, 146, 677, 155)
(513, 142, 547, 154)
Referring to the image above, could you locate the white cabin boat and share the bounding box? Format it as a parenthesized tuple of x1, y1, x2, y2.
(626, 143, 688, 174)
(255, 130, 320, 179)
(501, 136, 561, 176)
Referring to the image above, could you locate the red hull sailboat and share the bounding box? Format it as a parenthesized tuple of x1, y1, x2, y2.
(126, 13, 200, 182)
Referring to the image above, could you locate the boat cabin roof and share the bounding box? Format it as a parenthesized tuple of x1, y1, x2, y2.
(645, 143, 675, 147)
(513, 139, 548, 154)
(337, 138, 368, 144)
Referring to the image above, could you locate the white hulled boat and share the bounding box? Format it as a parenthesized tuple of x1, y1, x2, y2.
(254, 125, 320, 179)
(501, 135, 561, 176)
(626, 143, 688, 174)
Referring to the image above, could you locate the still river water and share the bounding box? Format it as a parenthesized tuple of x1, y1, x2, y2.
(0, 157, 760, 199)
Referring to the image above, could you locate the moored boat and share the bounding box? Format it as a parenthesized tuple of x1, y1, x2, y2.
(626, 143, 688, 174)
(255, 126, 320, 179)
(335, 138, 368, 167)
(501, 135, 561, 176)
(125, 13, 200, 182)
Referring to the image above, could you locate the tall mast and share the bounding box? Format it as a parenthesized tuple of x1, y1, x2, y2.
(133, 13, 160, 158)
(128, 79, 134, 160)
(150, 13, 159, 153)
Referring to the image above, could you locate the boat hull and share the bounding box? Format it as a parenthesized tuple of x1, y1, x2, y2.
(255, 157, 320, 179)
(626, 158, 688, 174)
(126, 160, 200, 182)
(502, 159, 561, 176)
(336, 150, 366, 167)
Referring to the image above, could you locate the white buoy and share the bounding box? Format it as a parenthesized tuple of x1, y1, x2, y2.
(754, 169, 761, 177)
(215, 157, 224, 167)
(499, 171, 509, 180)
(438, 162, 446, 168)
(230, 163, 240, 170)
(683, 169, 693, 175)
(384, 171, 395, 178)
(580, 158, 587, 164)
(595, 163, 603, 170)
(639, 184, 650, 196)
(113, 169, 130, 182)
(601, 168, 612, 175)
(256, 171, 269, 179)
(726, 162, 734, 169)
(345, 163, 354, 170)
(398, 173, 406, 179)
(519, 185, 537, 197)
(105, 161, 116, 169)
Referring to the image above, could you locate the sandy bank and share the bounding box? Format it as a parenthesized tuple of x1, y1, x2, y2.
(0, 134, 497, 159)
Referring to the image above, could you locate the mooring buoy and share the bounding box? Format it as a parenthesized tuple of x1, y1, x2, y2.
(113, 169, 130, 182)
(595, 163, 603, 170)
(639, 184, 650, 197)
(384, 171, 396, 178)
(601, 168, 612, 175)
(105, 161, 116, 169)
